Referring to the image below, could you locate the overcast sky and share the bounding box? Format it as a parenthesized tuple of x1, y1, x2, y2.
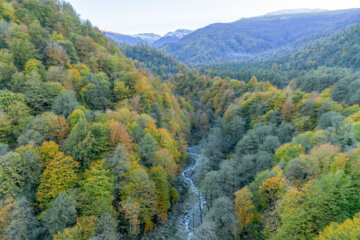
(67, 0, 360, 35)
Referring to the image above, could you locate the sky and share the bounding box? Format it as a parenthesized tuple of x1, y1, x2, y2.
(67, 0, 360, 36)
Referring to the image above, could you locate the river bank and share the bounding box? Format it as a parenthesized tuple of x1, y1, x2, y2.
(142, 146, 206, 240)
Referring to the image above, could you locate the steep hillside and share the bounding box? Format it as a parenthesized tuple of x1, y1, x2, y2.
(204, 23, 360, 98)
(0, 0, 192, 239)
(152, 29, 193, 48)
(170, 70, 360, 239)
(120, 44, 190, 80)
(162, 9, 360, 65)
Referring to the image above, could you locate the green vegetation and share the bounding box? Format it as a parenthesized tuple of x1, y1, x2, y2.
(120, 44, 190, 81)
(0, 1, 359, 239)
(0, 0, 190, 239)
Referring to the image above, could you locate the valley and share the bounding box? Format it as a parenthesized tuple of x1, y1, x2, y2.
(0, 1, 360, 240)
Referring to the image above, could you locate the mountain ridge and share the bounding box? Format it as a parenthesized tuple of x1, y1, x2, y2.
(105, 8, 360, 66)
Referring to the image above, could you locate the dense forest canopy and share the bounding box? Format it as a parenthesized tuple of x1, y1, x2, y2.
(0, 0, 360, 240)
(0, 0, 192, 239)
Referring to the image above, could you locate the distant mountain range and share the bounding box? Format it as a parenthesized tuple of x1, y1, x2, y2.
(106, 8, 360, 65)
(103, 29, 193, 47)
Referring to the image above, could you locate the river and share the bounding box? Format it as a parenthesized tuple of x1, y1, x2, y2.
(177, 145, 206, 240)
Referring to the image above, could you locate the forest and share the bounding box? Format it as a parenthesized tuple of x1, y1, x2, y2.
(0, 0, 359, 240)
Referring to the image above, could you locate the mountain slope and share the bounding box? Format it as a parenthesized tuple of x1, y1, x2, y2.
(152, 29, 193, 48)
(0, 0, 191, 239)
(161, 8, 360, 65)
(120, 44, 190, 80)
(205, 23, 360, 88)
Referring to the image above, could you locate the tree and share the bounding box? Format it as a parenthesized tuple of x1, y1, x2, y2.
(89, 213, 121, 240)
(275, 171, 359, 239)
(41, 192, 77, 236)
(66, 117, 96, 168)
(80, 161, 114, 217)
(10, 39, 36, 70)
(201, 171, 221, 208)
(274, 188, 310, 240)
(17, 129, 44, 146)
(81, 83, 108, 111)
(274, 143, 305, 164)
(24, 59, 45, 75)
(203, 127, 225, 169)
(150, 166, 170, 222)
(205, 197, 235, 238)
(121, 167, 157, 233)
(317, 112, 345, 130)
(5, 198, 42, 240)
(234, 187, 257, 233)
(108, 121, 133, 151)
(304, 171, 359, 234)
(52, 91, 79, 117)
(153, 149, 178, 182)
(44, 42, 69, 67)
(260, 136, 280, 154)
(281, 98, 296, 121)
(258, 176, 284, 209)
(121, 197, 141, 237)
(136, 132, 159, 167)
(0, 198, 15, 239)
(0, 143, 8, 156)
(236, 132, 259, 155)
(53, 216, 97, 240)
(0, 149, 41, 201)
(285, 158, 311, 182)
(194, 221, 219, 240)
(36, 145, 79, 210)
(47, 115, 69, 143)
(317, 213, 360, 240)
(68, 109, 86, 128)
(114, 81, 131, 101)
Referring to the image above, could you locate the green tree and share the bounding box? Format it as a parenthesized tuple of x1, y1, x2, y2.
(10, 39, 36, 70)
(121, 167, 157, 233)
(52, 91, 79, 117)
(41, 192, 77, 236)
(5, 198, 42, 240)
(80, 161, 114, 217)
(89, 213, 121, 240)
(66, 117, 96, 168)
(137, 132, 159, 167)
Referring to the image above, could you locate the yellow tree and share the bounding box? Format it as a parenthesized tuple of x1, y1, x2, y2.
(234, 187, 257, 233)
(36, 142, 79, 210)
(121, 197, 141, 237)
(150, 166, 170, 222)
(317, 213, 360, 240)
(53, 216, 97, 240)
(258, 176, 285, 209)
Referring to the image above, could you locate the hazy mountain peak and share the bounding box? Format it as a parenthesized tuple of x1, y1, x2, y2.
(265, 8, 328, 16)
(133, 33, 161, 43)
(163, 29, 193, 38)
